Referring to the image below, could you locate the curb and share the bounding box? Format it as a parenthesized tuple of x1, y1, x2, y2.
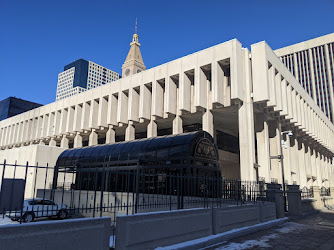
(156, 217, 289, 250)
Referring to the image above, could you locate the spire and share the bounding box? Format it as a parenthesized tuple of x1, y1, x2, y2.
(132, 18, 139, 45)
(122, 19, 146, 77)
(135, 18, 137, 34)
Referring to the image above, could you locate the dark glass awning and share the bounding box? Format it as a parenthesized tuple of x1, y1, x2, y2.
(56, 131, 219, 168)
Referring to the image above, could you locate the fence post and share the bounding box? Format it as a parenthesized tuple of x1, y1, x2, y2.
(286, 185, 301, 216)
(311, 186, 321, 210)
(266, 183, 285, 218)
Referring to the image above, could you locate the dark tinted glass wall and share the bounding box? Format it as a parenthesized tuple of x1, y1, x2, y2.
(216, 130, 239, 154)
(0, 97, 42, 121)
(64, 59, 89, 89)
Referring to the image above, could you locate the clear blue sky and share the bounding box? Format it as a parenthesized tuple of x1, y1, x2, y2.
(1, 0, 333, 105)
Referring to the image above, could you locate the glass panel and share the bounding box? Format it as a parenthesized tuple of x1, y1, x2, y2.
(119, 141, 136, 161)
(108, 143, 126, 162)
(129, 139, 146, 160)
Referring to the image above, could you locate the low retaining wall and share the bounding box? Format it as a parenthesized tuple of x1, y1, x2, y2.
(213, 205, 260, 234)
(0, 217, 111, 250)
(116, 202, 276, 250)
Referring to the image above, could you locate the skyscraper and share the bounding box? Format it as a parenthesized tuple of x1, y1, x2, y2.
(275, 33, 334, 122)
(56, 59, 120, 101)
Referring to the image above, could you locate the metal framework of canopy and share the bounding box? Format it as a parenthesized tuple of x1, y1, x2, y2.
(53, 131, 221, 193)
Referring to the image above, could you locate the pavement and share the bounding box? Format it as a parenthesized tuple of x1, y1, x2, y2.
(210, 209, 334, 250)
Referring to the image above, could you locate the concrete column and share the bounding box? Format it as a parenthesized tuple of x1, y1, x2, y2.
(316, 152, 323, 187)
(105, 125, 115, 144)
(147, 117, 157, 138)
(89, 129, 98, 146)
(312, 186, 322, 210)
(202, 109, 214, 137)
(74, 132, 83, 148)
(282, 134, 292, 184)
(238, 102, 256, 181)
(304, 145, 312, 187)
(125, 122, 135, 141)
(60, 135, 69, 148)
(49, 138, 57, 147)
(39, 140, 45, 145)
(266, 183, 285, 218)
(172, 115, 183, 135)
(286, 185, 301, 216)
(297, 139, 307, 187)
(255, 113, 271, 183)
(269, 121, 282, 184)
(289, 135, 299, 185)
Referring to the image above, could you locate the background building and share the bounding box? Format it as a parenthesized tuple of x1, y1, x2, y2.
(0, 97, 42, 121)
(275, 33, 334, 123)
(56, 59, 120, 101)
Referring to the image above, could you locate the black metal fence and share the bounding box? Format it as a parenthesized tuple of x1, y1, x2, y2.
(301, 186, 314, 199)
(320, 186, 330, 197)
(0, 160, 270, 245)
(0, 160, 269, 218)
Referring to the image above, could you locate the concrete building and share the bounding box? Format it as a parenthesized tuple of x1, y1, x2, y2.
(275, 33, 334, 123)
(0, 37, 333, 189)
(56, 59, 120, 101)
(0, 97, 42, 121)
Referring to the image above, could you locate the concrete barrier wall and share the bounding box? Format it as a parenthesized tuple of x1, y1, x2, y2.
(116, 202, 276, 250)
(0, 217, 111, 250)
(116, 208, 212, 250)
(259, 202, 277, 222)
(213, 205, 260, 234)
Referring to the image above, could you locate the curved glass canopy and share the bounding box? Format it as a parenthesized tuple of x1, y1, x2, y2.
(56, 131, 220, 171)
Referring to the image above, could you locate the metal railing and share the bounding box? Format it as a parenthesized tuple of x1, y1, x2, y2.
(0, 160, 270, 247)
(320, 186, 330, 197)
(301, 186, 314, 199)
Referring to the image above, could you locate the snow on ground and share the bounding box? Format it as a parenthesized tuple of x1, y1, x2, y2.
(216, 222, 307, 249)
(0, 216, 19, 226)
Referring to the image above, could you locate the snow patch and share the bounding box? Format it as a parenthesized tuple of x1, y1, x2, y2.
(216, 222, 307, 249)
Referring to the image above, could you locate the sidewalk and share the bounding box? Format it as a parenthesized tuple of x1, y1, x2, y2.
(211, 209, 334, 250)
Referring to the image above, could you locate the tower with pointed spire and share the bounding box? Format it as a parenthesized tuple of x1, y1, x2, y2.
(122, 19, 146, 77)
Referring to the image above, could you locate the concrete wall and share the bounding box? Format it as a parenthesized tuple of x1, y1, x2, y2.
(116, 208, 213, 250)
(0, 217, 111, 250)
(213, 205, 260, 234)
(116, 202, 276, 250)
(0, 145, 66, 198)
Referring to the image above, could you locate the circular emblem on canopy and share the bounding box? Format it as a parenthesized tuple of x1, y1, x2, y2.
(194, 138, 217, 160)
